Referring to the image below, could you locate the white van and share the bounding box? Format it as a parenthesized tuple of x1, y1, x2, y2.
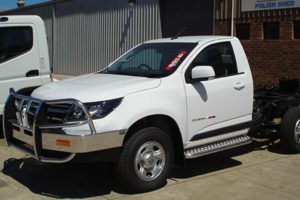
(0, 15, 52, 134)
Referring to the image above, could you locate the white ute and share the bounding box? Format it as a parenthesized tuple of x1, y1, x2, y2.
(0, 15, 52, 133)
(3, 31, 300, 192)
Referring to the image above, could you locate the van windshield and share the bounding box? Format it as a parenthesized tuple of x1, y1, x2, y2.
(101, 42, 197, 78)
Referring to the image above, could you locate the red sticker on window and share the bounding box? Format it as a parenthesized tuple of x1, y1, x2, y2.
(165, 51, 187, 71)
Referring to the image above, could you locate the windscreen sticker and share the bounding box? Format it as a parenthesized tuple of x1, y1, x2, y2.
(165, 51, 187, 71)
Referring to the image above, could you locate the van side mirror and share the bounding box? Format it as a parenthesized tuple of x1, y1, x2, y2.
(191, 65, 215, 81)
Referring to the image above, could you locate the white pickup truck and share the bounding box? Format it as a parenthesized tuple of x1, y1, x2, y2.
(0, 15, 52, 135)
(3, 21, 300, 192)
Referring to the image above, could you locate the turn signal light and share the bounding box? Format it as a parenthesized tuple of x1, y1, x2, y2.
(56, 139, 71, 147)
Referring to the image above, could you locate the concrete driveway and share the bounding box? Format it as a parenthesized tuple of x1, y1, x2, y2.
(0, 136, 299, 200)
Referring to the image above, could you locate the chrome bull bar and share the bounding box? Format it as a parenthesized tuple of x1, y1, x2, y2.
(3, 90, 97, 163)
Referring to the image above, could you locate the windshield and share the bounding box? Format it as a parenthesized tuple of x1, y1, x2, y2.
(101, 42, 197, 78)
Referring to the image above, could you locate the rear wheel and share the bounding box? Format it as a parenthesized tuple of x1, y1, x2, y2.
(115, 127, 174, 193)
(280, 107, 300, 153)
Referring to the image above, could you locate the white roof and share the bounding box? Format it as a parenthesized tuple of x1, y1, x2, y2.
(0, 15, 43, 24)
(145, 36, 235, 44)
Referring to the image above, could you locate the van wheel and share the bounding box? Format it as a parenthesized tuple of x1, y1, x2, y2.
(115, 127, 174, 193)
(280, 107, 300, 153)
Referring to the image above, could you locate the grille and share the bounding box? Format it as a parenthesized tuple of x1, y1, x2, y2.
(46, 104, 70, 124)
(14, 96, 41, 129)
(5, 93, 94, 163)
(13, 95, 88, 128)
(45, 103, 87, 125)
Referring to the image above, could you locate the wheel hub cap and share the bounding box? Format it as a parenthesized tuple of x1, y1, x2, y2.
(134, 141, 166, 181)
(143, 153, 155, 169)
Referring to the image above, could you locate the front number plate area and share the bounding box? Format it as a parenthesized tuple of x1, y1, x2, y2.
(12, 127, 34, 146)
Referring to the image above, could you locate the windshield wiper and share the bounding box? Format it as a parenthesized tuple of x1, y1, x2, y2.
(99, 70, 168, 78)
(104, 71, 144, 77)
(144, 73, 168, 78)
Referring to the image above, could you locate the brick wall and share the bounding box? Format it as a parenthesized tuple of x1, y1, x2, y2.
(215, 19, 300, 86)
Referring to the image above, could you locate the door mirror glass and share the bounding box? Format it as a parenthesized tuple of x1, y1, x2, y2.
(191, 65, 215, 81)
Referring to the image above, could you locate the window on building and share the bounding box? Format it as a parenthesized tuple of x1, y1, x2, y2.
(236, 23, 250, 40)
(128, 0, 136, 6)
(294, 21, 300, 39)
(264, 22, 279, 40)
(0, 27, 33, 64)
(189, 42, 238, 78)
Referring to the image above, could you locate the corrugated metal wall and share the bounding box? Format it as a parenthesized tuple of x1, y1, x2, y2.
(216, 0, 300, 20)
(1, 0, 162, 75)
(53, 0, 162, 75)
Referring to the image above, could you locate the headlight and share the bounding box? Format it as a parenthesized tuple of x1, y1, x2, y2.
(85, 98, 123, 119)
(65, 104, 86, 122)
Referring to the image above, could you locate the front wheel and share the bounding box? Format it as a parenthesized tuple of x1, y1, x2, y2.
(280, 107, 300, 153)
(115, 127, 174, 193)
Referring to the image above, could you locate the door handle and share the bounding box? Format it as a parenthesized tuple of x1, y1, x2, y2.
(26, 70, 39, 77)
(234, 82, 245, 90)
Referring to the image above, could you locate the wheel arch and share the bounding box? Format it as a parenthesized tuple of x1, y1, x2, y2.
(123, 114, 185, 166)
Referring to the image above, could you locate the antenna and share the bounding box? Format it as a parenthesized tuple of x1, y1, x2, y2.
(171, 27, 186, 40)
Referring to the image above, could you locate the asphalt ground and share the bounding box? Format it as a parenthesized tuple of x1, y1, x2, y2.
(0, 134, 300, 200)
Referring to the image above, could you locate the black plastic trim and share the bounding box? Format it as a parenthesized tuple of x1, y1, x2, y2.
(16, 86, 40, 96)
(191, 121, 253, 141)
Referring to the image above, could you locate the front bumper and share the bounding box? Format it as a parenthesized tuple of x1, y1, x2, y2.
(3, 92, 125, 163)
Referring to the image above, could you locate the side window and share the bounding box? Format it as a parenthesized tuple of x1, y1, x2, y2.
(191, 42, 238, 78)
(0, 26, 33, 64)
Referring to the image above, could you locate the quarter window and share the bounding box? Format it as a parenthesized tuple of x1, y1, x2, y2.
(0, 27, 33, 64)
(190, 42, 238, 78)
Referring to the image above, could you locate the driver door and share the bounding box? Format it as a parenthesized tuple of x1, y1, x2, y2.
(184, 41, 252, 141)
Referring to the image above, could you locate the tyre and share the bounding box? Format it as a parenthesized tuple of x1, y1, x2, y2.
(280, 107, 300, 153)
(115, 127, 174, 193)
(0, 115, 3, 139)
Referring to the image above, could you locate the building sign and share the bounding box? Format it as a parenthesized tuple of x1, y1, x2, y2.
(241, 0, 300, 12)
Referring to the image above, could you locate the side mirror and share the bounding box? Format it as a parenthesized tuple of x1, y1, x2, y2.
(191, 65, 215, 81)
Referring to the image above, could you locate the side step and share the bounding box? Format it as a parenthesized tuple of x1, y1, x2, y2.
(184, 135, 252, 159)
